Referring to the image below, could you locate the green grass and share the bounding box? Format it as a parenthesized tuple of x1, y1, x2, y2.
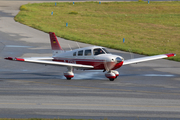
(15, 2, 180, 61)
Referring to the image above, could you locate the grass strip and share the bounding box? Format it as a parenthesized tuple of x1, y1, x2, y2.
(15, 1, 180, 61)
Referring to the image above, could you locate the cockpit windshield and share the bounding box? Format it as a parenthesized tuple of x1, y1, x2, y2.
(102, 48, 110, 54)
(93, 48, 105, 55)
(93, 48, 110, 56)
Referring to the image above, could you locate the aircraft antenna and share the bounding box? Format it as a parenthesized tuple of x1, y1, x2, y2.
(0, 42, 5, 54)
(128, 48, 134, 59)
(76, 42, 80, 49)
(123, 38, 134, 59)
(68, 44, 72, 51)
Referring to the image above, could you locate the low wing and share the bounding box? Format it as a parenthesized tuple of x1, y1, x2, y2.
(123, 53, 176, 65)
(5, 57, 94, 69)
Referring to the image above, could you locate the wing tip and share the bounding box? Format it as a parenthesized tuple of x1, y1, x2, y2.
(15, 58, 25, 61)
(4, 57, 14, 60)
(166, 53, 176, 57)
(4, 57, 25, 61)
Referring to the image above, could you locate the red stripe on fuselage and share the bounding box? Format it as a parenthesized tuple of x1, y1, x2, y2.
(53, 57, 123, 70)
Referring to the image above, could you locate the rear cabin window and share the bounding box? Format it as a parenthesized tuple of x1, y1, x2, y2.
(93, 48, 105, 55)
(85, 49, 92, 56)
(78, 50, 83, 56)
(73, 52, 76, 56)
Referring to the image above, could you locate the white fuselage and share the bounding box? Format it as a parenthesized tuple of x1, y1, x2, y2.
(52, 46, 124, 70)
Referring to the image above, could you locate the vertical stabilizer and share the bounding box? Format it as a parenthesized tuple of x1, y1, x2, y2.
(49, 32, 63, 50)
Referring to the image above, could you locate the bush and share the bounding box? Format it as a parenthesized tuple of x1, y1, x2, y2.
(20, 5, 28, 11)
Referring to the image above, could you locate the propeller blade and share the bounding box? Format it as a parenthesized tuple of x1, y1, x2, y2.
(104, 60, 116, 71)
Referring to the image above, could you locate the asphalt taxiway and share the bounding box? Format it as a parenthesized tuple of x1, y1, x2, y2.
(0, 1, 180, 120)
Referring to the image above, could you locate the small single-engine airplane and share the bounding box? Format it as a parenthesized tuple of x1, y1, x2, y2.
(5, 32, 176, 81)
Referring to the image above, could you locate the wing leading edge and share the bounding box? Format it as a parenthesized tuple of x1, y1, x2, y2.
(5, 57, 94, 69)
(123, 53, 176, 65)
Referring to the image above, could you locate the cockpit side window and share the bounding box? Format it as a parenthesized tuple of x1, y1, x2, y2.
(102, 48, 110, 54)
(73, 52, 76, 56)
(93, 48, 105, 56)
(85, 49, 92, 56)
(78, 50, 83, 56)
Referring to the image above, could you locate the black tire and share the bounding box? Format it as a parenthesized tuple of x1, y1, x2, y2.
(109, 78, 114, 81)
(67, 78, 71, 80)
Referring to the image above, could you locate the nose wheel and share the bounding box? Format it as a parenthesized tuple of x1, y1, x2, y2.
(66, 77, 72, 80)
(105, 70, 119, 81)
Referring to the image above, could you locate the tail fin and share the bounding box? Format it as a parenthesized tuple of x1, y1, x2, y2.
(49, 32, 63, 50)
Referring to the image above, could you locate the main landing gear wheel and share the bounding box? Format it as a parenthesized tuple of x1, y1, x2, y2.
(64, 66, 74, 80)
(109, 78, 115, 81)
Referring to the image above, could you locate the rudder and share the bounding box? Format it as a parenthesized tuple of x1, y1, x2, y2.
(49, 32, 63, 50)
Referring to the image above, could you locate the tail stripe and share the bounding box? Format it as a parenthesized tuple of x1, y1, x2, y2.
(49, 32, 63, 50)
